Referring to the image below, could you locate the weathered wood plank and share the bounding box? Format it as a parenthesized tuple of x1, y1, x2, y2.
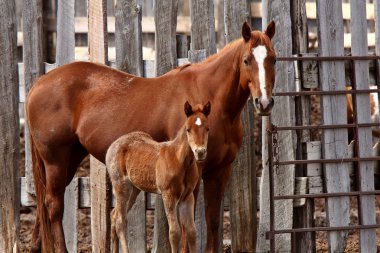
(22, 0, 44, 199)
(187, 49, 208, 253)
(316, 0, 350, 252)
(56, 0, 75, 66)
(55, 1, 77, 251)
(190, 0, 216, 56)
(115, 1, 146, 252)
(350, 1, 377, 251)
(152, 2, 178, 251)
(0, 1, 20, 251)
(88, 0, 110, 252)
(375, 0, 380, 114)
(258, 1, 295, 252)
(224, 1, 256, 252)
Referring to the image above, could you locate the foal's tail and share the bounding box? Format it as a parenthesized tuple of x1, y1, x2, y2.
(30, 134, 55, 253)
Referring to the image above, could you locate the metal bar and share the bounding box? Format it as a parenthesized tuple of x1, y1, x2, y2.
(270, 224, 380, 235)
(274, 88, 380, 97)
(277, 55, 380, 61)
(274, 123, 380, 131)
(276, 156, 380, 166)
(267, 119, 276, 252)
(273, 191, 380, 200)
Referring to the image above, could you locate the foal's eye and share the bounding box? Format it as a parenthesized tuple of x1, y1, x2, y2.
(186, 129, 190, 132)
(244, 58, 249, 65)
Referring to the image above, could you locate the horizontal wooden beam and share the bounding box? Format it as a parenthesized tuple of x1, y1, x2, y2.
(20, 176, 322, 209)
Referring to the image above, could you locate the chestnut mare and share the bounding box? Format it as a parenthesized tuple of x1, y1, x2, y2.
(106, 101, 210, 253)
(26, 21, 276, 253)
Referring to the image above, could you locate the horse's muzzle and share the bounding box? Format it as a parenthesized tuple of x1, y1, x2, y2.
(194, 147, 207, 162)
(254, 97, 274, 116)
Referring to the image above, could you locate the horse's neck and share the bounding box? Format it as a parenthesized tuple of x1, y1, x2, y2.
(171, 127, 194, 167)
(198, 40, 250, 119)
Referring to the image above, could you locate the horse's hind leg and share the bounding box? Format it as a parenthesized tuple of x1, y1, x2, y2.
(43, 148, 73, 253)
(179, 194, 197, 253)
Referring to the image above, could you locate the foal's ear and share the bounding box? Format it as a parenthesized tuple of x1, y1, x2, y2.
(202, 101, 211, 117)
(242, 22, 252, 42)
(265, 20, 275, 40)
(184, 101, 193, 117)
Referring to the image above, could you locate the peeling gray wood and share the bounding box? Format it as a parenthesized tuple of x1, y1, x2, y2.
(115, 1, 146, 251)
(56, 0, 75, 66)
(190, 0, 216, 56)
(224, 1, 257, 252)
(0, 1, 20, 251)
(88, 0, 110, 252)
(152, 1, 178, 251)
(23, 0, 44, 199)
(258, 1, 295, 252)
(350, 1, 377, 251)
(316, 0, 350, 251)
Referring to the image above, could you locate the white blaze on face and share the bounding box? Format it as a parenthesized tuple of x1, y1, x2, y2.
(252, 45, 269, 108)
(195, 117, 202, 126)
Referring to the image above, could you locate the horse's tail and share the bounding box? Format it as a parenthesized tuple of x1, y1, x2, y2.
(30, 133, 55, 252)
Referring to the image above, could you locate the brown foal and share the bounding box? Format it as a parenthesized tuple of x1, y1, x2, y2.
(106, 101, 211, 253)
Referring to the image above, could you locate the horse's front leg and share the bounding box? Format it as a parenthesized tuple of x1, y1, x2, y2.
(203, 165, 231, 253)
(162, 193, 181, 253)
(178, 194, 197, 253)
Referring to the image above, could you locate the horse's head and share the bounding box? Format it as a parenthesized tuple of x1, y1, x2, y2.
(184, 101, 211, 162)
(240, 21, 276, 116)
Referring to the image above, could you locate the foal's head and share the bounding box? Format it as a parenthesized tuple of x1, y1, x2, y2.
(184, 101, 211, 162)
(239, 21, 276, 116)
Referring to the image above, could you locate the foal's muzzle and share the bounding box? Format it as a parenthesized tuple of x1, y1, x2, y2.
(254, 97, 274, 116)
(194, 147, 207, 162)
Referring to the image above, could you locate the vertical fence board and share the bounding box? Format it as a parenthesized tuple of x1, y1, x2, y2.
(0, 1, 20, 252)
(224, 1, 256, 252)
(55, 1, 78, 251)
(350, 1, 377, 252)
(316, 0, 350, 252)
(22, 0, 45, 202)
(56, 0, 75, 66)
(190, 0, 216, 56)
(188, 49, 207, 253)
(259, 1, 295, 252)
(88, 0, 110, 252)
(115, 0, 146, 252)
(152, 1, 178, 252)
(290, 0, 315, 252)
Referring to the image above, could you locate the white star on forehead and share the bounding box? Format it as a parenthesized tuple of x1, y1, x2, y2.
(195, 117, 202, 126)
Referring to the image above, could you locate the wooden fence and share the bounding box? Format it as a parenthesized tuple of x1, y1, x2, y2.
(1, 0, 380, 252)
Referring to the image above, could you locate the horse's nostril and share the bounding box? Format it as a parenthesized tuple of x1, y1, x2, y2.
(255, 98, 261, 107)
(269, 97, 274, 107)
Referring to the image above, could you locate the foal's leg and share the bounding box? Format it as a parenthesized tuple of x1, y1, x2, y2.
(203, 165, 231, 253)
(178, 194, 197, 253)
(162, 193, 181, 253)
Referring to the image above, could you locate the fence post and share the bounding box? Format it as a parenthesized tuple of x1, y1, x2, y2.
(23, 0, 45, 204)
(290, 0, 316, 252)
(152, 1, 178, 252)
(258, 0, 295, 252)
(54, 0, 78, 251)
(0, 1, 20, 252)
(350, 1, 377, 252)
(115, 0, 146, 252)
(316, 0, 350, 252)
(88, 0, 111, 252)
(190, 0, 216, 55)
(224, 1, 257, 252)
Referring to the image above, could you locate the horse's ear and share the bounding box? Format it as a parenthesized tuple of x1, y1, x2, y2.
(265, 20, 275, 40)
(184, 101, 193, 117)
(203, 101, 211, 117)
(242, 22, 252, 42)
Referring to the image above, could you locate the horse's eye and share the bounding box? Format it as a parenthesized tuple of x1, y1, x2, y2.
(206, 128, 210, 132)
(186, 129, 190, 132)
(244, 59, 249, 65)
